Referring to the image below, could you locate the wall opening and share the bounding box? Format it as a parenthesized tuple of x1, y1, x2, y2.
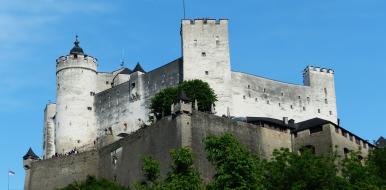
(201, 52, 206, 57)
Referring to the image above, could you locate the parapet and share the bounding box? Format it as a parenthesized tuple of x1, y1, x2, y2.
(182, 18, 228, 25)
(303, 65, 334, 75)
(56, 54, 98, 73)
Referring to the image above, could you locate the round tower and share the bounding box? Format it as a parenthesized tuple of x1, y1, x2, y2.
(55, 36, 98, 154)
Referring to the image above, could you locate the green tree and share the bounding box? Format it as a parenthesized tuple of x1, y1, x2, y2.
(204, 133, 264, 190)
(150, 87, 178, 120)
(149, 80, 217, 120)
(57, 175, 129, 190)
(264, 148, 346, 190)
(135, 156, 161, 190)
(161, 148, 205, 190)
(341, 149, 386, 190)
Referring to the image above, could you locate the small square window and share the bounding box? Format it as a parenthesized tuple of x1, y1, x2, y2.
(87, 107, 92, 111)
(303, 107, 306, 111)
(329, 111, 333, 115)
(106, 81, 109, 84)
(205, 71, 209, 75)
(243, 95, 246, 99)
(267, 100, 270, 104)
(201, 52, 206, 57)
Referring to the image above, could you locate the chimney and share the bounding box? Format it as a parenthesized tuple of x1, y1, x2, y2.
(283, 117, 289, 125)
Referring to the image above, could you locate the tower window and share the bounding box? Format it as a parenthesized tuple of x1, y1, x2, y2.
(131, 82, 136, 88)
(243, 95, 246, 99)
(325, 99, 328, 104)
(87, 107, 92, 111)
(194, 39, 197, 47)
(255, 98, 258, 102)
(267, 100, 270, 104)
(278, 103, 281, 107)
(205, 71, 209, 75)
(201, 52, 206, 57)
(298, 96, 301, 99)
(290, 105, 293, 109)
(303, 107, 306, 111)
(329, 111, 333, 115)
(248, 85, 250, 89)
(216, 36, 220, 46)
(281, 92, 284, 96)
(324, 88, 328, 95)
(318, 109, 321, 113)
(263, 88, 266, 93)
(106, 81, 109, 84)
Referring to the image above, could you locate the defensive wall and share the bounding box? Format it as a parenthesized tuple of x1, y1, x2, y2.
(27, 111, 293, 190)
(231, 66, 337, 123)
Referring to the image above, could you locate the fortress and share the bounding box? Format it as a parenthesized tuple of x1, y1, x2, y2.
(23, 19, 374, 190)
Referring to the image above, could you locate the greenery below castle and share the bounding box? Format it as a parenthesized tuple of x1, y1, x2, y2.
(58, 133, 386, 190)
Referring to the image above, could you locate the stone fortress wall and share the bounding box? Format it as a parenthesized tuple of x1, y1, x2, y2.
(94, 59, 182, 145)
(231, 66, 337, 123)
(27, 110, 372, 190)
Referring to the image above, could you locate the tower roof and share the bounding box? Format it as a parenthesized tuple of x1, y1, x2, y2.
(132, 62, 146, 73)
(23, 148, 40, 160)
(69, 35, 84, 55)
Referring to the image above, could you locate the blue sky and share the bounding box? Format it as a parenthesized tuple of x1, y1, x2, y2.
(0, 0, 385, 188)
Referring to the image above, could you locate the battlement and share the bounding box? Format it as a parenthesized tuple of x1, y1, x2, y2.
(182, 18, 228, 25)
(304, 65, 334, 75)
(56, 54, 98, 73)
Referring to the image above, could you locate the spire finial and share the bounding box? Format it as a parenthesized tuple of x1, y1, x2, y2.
(70, 35, 84, 55)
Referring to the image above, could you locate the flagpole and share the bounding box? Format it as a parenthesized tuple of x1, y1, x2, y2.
(8, 171, 9, 190)
(182, 0, 186, 19)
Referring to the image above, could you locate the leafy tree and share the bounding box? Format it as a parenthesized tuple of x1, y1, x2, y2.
(161, 148, 205, 190)
(204, 133, 264, 190)
(264, 148, 346, 190)
(135, 156, 161, 190)
(341, 149, 386, 190)
(178, 79, 217, 111)
(136, 148, 204, 190)
(150, 80, 217, 120)
(57, 175, 129, 190)
(150, 87, 178, 120)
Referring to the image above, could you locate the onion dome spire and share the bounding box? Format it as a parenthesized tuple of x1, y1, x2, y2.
(69, 35, 84, 55)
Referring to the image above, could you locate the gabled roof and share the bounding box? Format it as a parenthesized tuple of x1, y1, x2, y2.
(132, 62, 146, 73)
(23, 148, 40, 160)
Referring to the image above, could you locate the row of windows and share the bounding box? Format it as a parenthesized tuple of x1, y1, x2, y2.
(193, 36, 221, 48)
(246, 85, 329, 99)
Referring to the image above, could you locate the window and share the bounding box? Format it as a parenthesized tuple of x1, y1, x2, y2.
(325, 99, 328, 104)
(243, 95, 246, 99)
(106, 81, 109, 85)
(263, 88, 266, 93)
(318, 109, 321, 113)
(216, 36, 220, 46)
(131, 82, 136, 88)
(307, 97, 310, 103)
(329, 111, 333, 115)
(310, 126, 323, 134)
(248, 85, 250, 89)
(194, 39, 197, 47)
(201, 52, 206, 57)
(87, 107, 92, 111)
(90, 92, 95, 96)
(255, 98, 258, 102)
(267, 100, 270, 104)
(324, 88, 328, 95)
(248, 93, 251, 98)
(290, 105, 293, 109)
(278, 103, 281, 107)
(205, 71, 209, 75)
(77, 140, 81, 143)
(303, 107, 306, 111)
(298, 96, 301, 99)
(281, 92, 284, 96)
